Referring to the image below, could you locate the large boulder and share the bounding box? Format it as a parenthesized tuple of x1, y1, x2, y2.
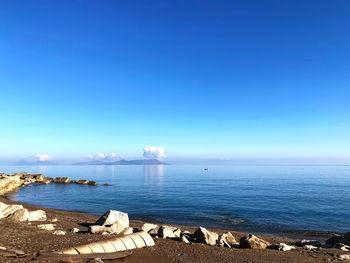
(193, 227, 218, 246)
(240, 234, 271, 249)
(326, 232, 350, 246)
(218, 232, 238, 247)
(27, 210, 47, 221)
(2, 204, 23, 217)
(95, 210, 129, 228)
(9, 208, 29, 221)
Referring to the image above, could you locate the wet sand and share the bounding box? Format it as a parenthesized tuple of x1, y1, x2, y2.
(0, 196, 346, 263)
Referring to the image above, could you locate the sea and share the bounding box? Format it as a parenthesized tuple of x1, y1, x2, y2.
(1, 165, 349, 237)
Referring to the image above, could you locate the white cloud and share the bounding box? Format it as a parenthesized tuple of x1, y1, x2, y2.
(143, 146, 166, 159)
(34, 154, 53, 162)
(85, 152, 122, 161)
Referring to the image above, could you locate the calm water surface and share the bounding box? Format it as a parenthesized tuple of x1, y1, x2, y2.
(2, 165, 350, 235)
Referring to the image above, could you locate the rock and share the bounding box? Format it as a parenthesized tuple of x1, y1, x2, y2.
(0, 246, 6, 250)
(103, 183, 109, 186)
(9, 208, 29, 221)
(0, 202, 9, 212)
(27, 210, 47, 221)
(339, 254, 350, 261)
(53, 177, 71, 184)
(303, 244, 318, 251)
(123, 227, 133, 235)
(75, 180, 89, 184)
(53, 230, 66, 235)
(182, 235, 190, 243)
(41, 178, 52, 184)
(88, 181, 98, 186)
(69, 228, 80, 233)
(0, 211, 5, 220)
(90, 225, 108, 234)
(51, 218, 58, 223)
(335, 243, 350, 251)
(142, 223, 158, 233)
(110, 221, 128, 234)
(95, 210, 129, 227)
(32, 174, 44, 182)
(87, 258, 104, 263)
(295, 239, 322, 247)
(193, 227, 218, 246)
(158, 225, 177, 239)
(269, 243, 296, 251)
(173, 228, 181, 238)
(240, 234, 271, 249)
(2, 204, 24, 217)
(327, 233, 350, 246)
(218, 232, 238, 247)
(37, 224, 55, 231)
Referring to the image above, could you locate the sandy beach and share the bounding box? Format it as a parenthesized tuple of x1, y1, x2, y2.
(0, 194, 348, 263)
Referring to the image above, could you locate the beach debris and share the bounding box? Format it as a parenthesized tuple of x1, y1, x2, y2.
(9, 208, 29, 222)
(141, 223, 158, 233)
(194, 227, 218, 246)
(27, 210, 47, 221)
(326, 232, 350, 246)
(54, 231, 154, 255)
(295, 239, 322, 247)
(37, 223, 55, 231)
(53, 177, 71, 184)
(158, 225, 181, 239)
(75, 179, 89, 184)
(240, 234, 271, 249)
(95, 210, 129, 228)
(269, 243, 296, 251)
(218, 232, 239, 247)
(53, 230, 66, 235)
(70, 227, 80, 233)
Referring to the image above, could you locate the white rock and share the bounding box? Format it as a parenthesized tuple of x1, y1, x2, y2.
(339, 254, 350, 261)
(276, 243, 295, 251)
(0, 211, 4, 220)
(173, 228, 181, 238)
(194, 227, 218, 246)
(37, 224, 55, 231)
(51, 218, 58, 223)
(110, 221, 128, 234)
(304, 244, 318, 251)
(95, 210, 129, 228)
(27, 210, 47, 221)
(158, 225, 177, 239)
(0, 202, 9, 212)
(218, 232, 238, 247)
(9, 208, 29, 221)
(70, 228, 80, 233)
(142, 223, 158, 233)
(2, 204, 23, 217)
(90, 225, 108, 234)
(53, 230, 66, 235)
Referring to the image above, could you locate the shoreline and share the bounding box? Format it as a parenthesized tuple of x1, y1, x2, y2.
(0, 195, 348, 263)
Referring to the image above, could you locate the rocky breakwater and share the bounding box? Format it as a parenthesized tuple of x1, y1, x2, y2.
(0, 172, 100, 196)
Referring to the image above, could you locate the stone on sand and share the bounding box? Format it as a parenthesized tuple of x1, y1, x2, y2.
(141, 223, 158, 233)
(27, 210, 47, 221)
(240, 234, 270, 249)
(218, 232, 238, 247)
(193, 227, 219, 246)
(37, 224, 55, 231)
(95, 210, 129, 227)
(9, 208, 29, 222)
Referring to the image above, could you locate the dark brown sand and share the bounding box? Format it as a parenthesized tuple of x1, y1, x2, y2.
(0, 196, 346, 263)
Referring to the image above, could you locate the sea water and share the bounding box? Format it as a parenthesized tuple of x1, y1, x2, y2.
(2, 165, 350, 235)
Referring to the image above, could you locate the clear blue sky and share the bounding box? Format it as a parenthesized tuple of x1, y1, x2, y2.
(0, 0, 349, 163)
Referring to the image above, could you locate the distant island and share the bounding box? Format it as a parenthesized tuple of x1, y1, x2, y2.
(74, 159, 167, 165)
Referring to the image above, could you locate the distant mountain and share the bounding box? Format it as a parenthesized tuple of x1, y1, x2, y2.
(74, 159, 167, 165)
